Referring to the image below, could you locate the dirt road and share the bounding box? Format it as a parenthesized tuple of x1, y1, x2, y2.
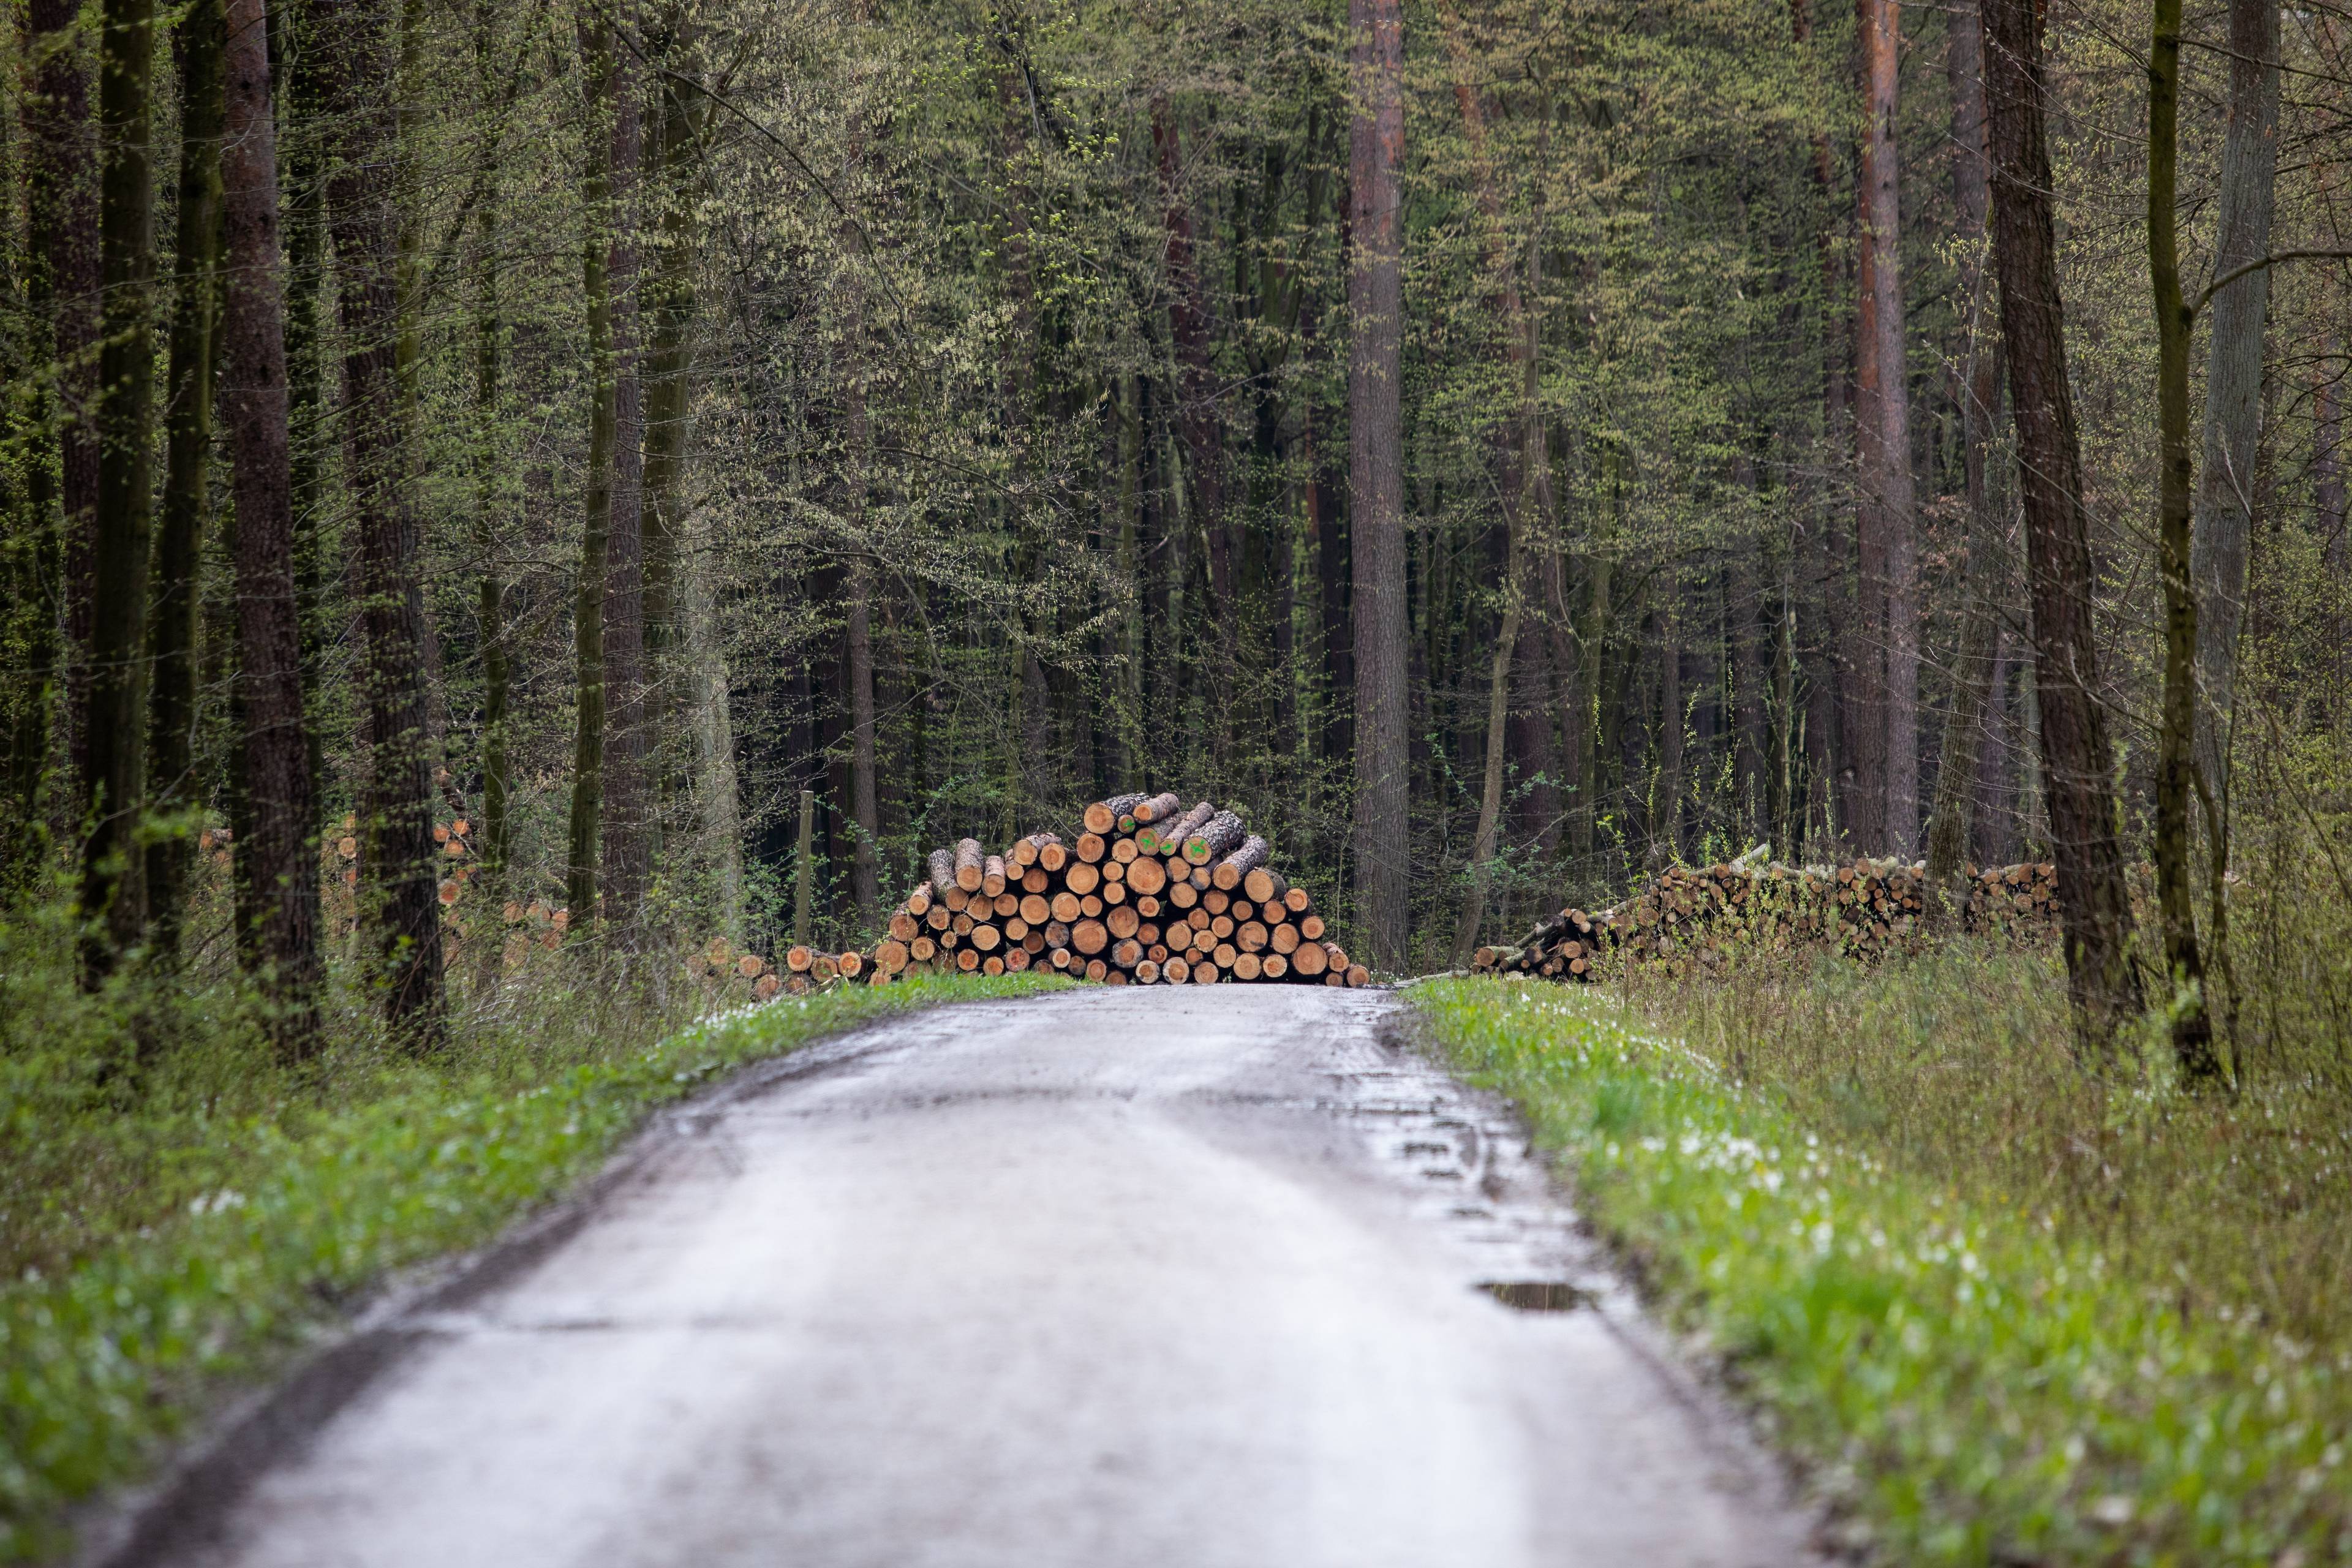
(137, 986, 1815, 1567)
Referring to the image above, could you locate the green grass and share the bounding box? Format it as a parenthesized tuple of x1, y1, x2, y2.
(1412, 971, 2352, 1566)
(0, 970, 1065, 1562)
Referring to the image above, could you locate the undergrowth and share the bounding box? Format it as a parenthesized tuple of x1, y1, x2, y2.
(0, 913, 1063, 1562)
(1414, 967, 2352, 1565)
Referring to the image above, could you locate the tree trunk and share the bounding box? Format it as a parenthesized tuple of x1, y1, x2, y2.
(471, 0, 508, 882)
(565, 1, 620, 933)
(600, 8, 650, 944)
(218, 0, 321, 1053)
(2147, 0, 2218, 1076)
(1981, 0, 2146, 1055)
(78, 0, 162, 979)
(1850, 0, 1916, 856)
(279, 0, 328, 810)
(2189, 0, 2279, 809)
(1924, 0, 2007, 904)
(145, 0, 227, 959)
(641, 32, 703, 812)
(318, 0, 443, 1035)
(840, 116, 880, 928)
(1348, 0, 1408, 971)
(28, 0, 101, 802)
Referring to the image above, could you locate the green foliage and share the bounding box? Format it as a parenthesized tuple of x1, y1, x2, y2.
(0, 963, 1064, 1561)
(1414, 973, 2352, 1564)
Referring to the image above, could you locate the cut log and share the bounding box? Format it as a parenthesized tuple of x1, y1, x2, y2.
(1085, 794, 1149, 834)
(905, 884, 933, 918)
(1050, 889, 1082, 922)
(1020, 893, 1050, 924)
(1183, 810, 1246, 864)
(1166, 880, 1198, 910)
(1085, 958, 1109, 981)
(957, 948, 979, 972)
(993, 891, 1019, 918)
(1133, 791, 1183, 823)
(888, 911, 919, 942)
(1072, 918, 1109, 955)
(1236, 920, 1268, 952)
(910, 936, 937, 962)
(1299, 913, 1327, 940)
(970, 923, 1001, 952)
(1039, 839, 1069, 873)
(1291, 940, 1329, 976)
(984, 956, 1005, 976)
(981, 855, 1008, 897)
(1345, 964, 1370, 987)
(1262, 952, 1288, 979)
(1269, 921, 1301, 954)
(1064, 861, 1102, 896)
(1107, 904, 1142, 940)
(1075, 832, 1107, 863)
(1211, 835, 1270, 891)
(1044, 919, 1071, 948)
(955, 839, 985, 891)
(1005, 946, 1031, 972)
(1124, 855, 1168, 897)
(1112, 937, 1143, 968)
(839, 950, 865, 978)
(813, 954, 839, 981)
(785, 945, 815, 972)
(1283, 886, 1311, 914)
(1136, 959, 1161, 984)
(1241, 865, 1284, 904)
(1232, 952, 1263, 981)
(1147, 801, 1215, 856)
(929, 846, 958, 895)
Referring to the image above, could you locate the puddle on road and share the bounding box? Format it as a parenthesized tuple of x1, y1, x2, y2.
(1477, 1280, 1597, 1313)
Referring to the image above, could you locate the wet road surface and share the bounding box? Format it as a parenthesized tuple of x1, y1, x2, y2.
(151, 986, 1817, 1567)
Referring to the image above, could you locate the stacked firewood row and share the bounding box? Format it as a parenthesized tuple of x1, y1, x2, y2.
(1471, 857, 2065, 982)
(859, 791, 1371, 987)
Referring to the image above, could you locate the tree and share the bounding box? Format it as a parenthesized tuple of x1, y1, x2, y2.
(2189, 0, 2279, 809)
(217, 0, 321, 1052)
(2147, 0, 2215, 1074)
(317, 0, 444, 1035)
(1348, 0, 1407, 970)
(1853, 0, 1918, 855)
(1980, 0, 2145, 1055)
(145, 0, 227, 959)
(1923, 0, 2007, 905)
(78, 0, 161, 980)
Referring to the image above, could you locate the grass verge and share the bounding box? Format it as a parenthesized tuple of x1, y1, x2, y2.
(0, 972, 1064, 1562)
(1412, 974, 2351, 1566)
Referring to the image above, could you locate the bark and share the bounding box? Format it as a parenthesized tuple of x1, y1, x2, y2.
(79, 0, 161, 978)
(278, 0, 328, 809)
(1862, 0, 1920, 854)
(318, 0, 443, 1035)
(1925, 0, 2007, 902)
(565, 1, 620, 932)
(1981, 0, 2145, 1055)
(1348, 0, 1409, 970)
(218, 0, 320, 1052)
(840, 115, 879, 927)
(1152, 100, 1229, 656)
(2147, 0, 2218, 1076)
(143, 0, 227, 957)
(2189, 0, 2280, 807)
(28, 0, 100, 796)
(641, 29, 702, 796)
(601, 7, 652, 943)
(471, 0, 508, 881)
(848, 559, 880, 924)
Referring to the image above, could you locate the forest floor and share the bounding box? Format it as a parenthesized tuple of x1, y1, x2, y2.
(89, 984, 1816, 1568)
(1418, 960, 2352, 1565)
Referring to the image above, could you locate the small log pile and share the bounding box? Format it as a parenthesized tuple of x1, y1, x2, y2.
(1471, 857, 2064, 982)
(859, 791, 1372, 987)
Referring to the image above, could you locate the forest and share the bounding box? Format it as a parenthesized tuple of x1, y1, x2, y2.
(0, 0, 2346, 1050)
(6, 0, 2352, 1558)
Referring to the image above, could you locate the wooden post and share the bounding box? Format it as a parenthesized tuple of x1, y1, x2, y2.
(795, 788, 814, 946)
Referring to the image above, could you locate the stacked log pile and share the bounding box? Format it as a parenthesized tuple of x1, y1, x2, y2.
(1471, 858, 2064, 982)
(859, 791, 1371, 987)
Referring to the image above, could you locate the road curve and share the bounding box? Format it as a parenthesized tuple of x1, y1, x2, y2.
(151, 986, 1817, 1568)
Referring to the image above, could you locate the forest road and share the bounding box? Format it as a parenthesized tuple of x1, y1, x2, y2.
(157, 985, 1819, 1568)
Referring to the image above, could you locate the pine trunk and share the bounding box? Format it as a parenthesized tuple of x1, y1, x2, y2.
(144, 0, 227, 957)
(319, 0, 443, 1034)
(218, 0, 321, 1052)
(1348, 0, 1409, 970)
